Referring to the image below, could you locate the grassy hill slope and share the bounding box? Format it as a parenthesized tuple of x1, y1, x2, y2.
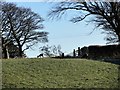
(2, 58, 119, 88)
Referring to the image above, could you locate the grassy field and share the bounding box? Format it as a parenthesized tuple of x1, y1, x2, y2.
(2, 58, 119, 88)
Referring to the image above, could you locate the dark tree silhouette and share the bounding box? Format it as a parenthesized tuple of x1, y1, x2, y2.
(48, 1, 120, 44)
(1, 2, 48, 57)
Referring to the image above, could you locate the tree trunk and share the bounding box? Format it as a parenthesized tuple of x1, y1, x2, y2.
(18, 45, 23, 58)
(116, 29, 120, 44)
(117, 25, 120, 44)
(118, 35, 120, 45)
(2, 46, 7, 59)
(6, 46, 10, 59)
(2, 46, 9, 59)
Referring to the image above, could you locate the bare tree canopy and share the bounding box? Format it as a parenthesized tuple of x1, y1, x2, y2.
(48, 1, 120, 44)
(39, 45, 63, 57)
(1, 2, 48, 57)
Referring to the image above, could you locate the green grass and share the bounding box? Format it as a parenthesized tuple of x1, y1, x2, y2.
(2, 58, 119, 88)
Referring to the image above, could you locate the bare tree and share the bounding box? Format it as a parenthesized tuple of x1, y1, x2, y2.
(1, 2, 48, 57)
(39, 45, 53, 57)
(48, 1, 120, 44)
(53, 45, 63, 56)
(39, 45, 63, 57)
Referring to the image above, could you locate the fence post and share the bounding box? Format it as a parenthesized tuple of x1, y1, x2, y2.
(78, 47, 81, 57)
(62, 53, 64, 58)
(73, 49, 76, 57)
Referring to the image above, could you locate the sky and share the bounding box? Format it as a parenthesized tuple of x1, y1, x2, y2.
(6, 1, 107, 58)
